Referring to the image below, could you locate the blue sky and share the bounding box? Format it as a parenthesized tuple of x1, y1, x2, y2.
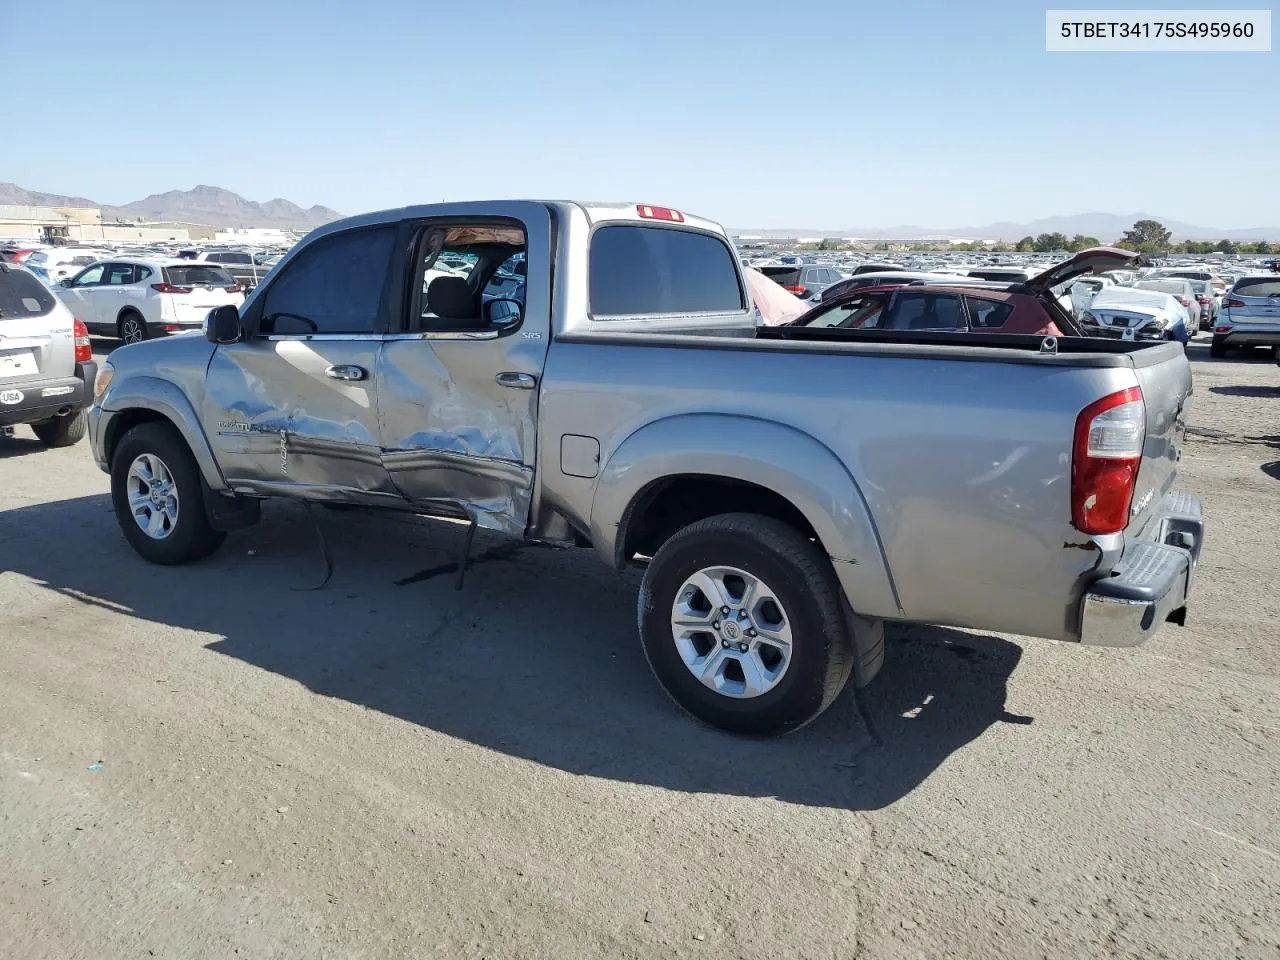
(5, 0, 1276, 228)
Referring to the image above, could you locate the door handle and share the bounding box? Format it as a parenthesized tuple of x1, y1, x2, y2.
(496, 372, 536, 389)
(325, 364, 367, 382)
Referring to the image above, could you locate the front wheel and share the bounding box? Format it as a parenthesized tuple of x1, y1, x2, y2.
(638, 513, 853, 736)
(110, 422, 226, 564)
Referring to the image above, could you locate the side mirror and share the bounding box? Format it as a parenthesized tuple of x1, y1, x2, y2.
(483, 297, 523, 327)
(205, 304, 243, 344)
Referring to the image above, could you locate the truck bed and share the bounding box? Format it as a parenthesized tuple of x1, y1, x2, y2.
(542, 328, 1191, 642)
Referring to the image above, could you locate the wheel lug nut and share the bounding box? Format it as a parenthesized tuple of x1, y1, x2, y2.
(721, 639, 730, 648)
(712, 620, 720, 630)
(720, 606, 730, 615)
(738, 642, 749, 652)
(745, 628, 757, 638)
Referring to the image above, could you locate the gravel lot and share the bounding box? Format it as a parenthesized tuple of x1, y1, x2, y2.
(1, 337, 1277, 960)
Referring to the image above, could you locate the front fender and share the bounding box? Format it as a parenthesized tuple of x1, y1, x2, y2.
(590, 413, 902, 618)
(98, 375, 227, 491)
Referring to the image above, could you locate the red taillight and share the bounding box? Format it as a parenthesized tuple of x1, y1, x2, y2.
(73, 318, 92, 363)
(1071, 386, 1145, 536)
(1223, 297, 1245, 309)
(782, 284, 806, 294)
(13, 249, 34, 262)
(1196, 296, 1211, 304)
(151, 282, 193, 294)
(1214, 324, 1232, 333)
(227, 281, 243, 294)
(636, 204, 684, 222)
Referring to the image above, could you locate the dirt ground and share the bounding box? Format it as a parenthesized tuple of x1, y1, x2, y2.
(1, 336, 1277, 960)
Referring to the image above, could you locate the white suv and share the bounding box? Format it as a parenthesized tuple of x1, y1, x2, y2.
(57, 258, 246, 344)
(25, 246, 114, 285)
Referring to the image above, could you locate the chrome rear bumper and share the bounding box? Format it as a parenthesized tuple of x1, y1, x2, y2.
(1079, 491, 1203, 648)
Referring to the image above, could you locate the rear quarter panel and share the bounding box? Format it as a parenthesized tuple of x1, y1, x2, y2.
(540, 337, 1143, 641)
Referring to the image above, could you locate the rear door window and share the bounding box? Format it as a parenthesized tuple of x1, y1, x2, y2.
(0, 267, 56, 318)
(884, 291, 963, 330)
(590, 225, 744, 317)
(105, 263, 137, 285)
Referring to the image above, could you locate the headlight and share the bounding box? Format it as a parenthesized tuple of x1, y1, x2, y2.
(93, 363, 114, 402)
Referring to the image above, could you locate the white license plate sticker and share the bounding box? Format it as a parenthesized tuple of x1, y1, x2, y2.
(0, 351, 37, 378)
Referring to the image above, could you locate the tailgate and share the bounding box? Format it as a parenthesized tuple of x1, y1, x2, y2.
(169, 286, 240, 326)
(1127, 344, 1192, 536)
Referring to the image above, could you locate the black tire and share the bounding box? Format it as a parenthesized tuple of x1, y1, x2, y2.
(30, 410, 87, 447)
(110, 421, 226, 564)
(638, 512, 853, 736)
(118, 310, 150, 345)
(1209, 336, 1227, 359)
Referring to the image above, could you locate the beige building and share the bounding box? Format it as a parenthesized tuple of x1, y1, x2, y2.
(0, 203, 193, 243)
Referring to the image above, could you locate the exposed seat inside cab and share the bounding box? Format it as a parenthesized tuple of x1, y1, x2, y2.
(427, 275, 488, 329)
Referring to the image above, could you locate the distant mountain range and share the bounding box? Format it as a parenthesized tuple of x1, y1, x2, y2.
(0, 183, 343, 230)
(3, 182, 1275, 240)
(735, 212, 1280, 242)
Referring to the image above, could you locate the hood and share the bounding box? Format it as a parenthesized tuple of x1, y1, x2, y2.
(1025, 247, 1144, 296)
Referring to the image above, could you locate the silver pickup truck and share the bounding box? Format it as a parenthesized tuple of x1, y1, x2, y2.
(88, 202, 1204, 736)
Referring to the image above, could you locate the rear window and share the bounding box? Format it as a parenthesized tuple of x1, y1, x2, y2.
(589, 225, 744, 317)
(164, 265, 236, 287)
(1136, 280, 1186, 294)
(0, 266, 56, 318)
(759, 266, 801, 285)
(70, 255, 99, 266)
(1232, 278, 1280, 297)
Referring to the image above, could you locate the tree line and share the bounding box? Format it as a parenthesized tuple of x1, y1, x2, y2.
(800, 220, 1271, 254)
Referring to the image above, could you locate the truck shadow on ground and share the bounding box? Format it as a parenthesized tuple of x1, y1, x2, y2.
(1208, 385, 1280, 399)
(0, 492, 1030, 811)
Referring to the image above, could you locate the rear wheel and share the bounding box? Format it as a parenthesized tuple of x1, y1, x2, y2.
(638, 513, 853, 736)
(118, 310, 149, 345)
(1209, 336, 1227, 358)
(31, 410, 87, 447)
(110, 422, 226, 564)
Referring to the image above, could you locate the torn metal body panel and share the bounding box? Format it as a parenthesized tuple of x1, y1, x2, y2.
(203, 337, 397, 501)
(377, 332, 546, 538)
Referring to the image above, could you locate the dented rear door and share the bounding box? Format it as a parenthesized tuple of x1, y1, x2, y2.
(377, 202, 553, 536)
